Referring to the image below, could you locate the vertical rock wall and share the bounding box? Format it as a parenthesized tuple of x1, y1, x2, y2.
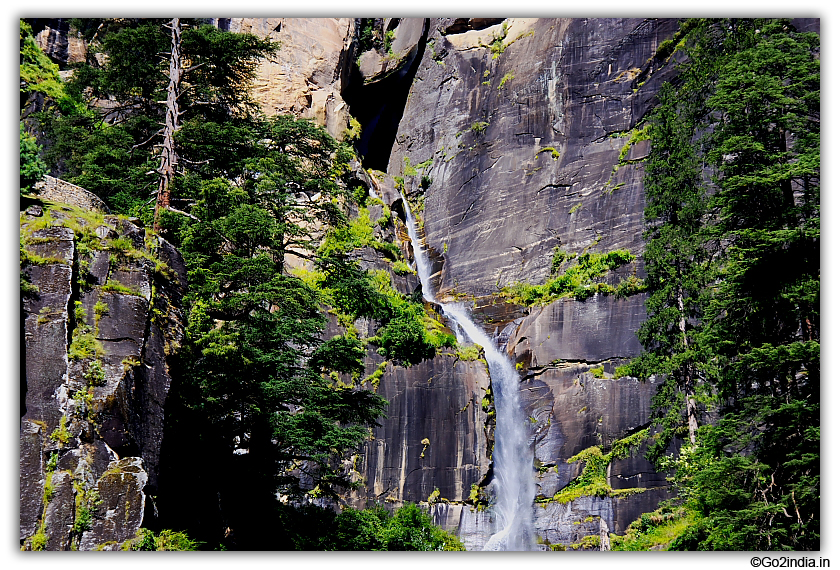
(353, 17, 685, 549)
(25, 16, 735, 550)
(213, 18, 356, 139)
(20, 199, 186, 550)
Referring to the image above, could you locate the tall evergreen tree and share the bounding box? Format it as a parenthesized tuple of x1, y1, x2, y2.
(626, 18, 819, 550)
(156, 115, 389, 548)
(619, 82, 712, 457)
(687, 19, 820, 550)
(34, 18, 275, 220)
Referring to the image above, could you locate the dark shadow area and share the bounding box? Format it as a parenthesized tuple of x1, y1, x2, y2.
(342, 20, 429, 171)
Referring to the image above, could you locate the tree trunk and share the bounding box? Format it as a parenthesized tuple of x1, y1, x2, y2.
(154, 18, 182, 231)
(677, 282, 698, 444)
(599, 517, 611, 551)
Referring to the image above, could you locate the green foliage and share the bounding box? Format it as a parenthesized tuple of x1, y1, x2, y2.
(20, 20, 78, 111)
(20, 123, 47, 194)
(391, 260, 414, 275)
(617, 124, 651, 163)
(344, 117, 362, 141)
(364, 361, 388, 389)
(30, 527, 48, 551)
(488, 22, 509, 59)
(501, 249, 635, 305)
(470, 121, 489, 134)
(468, 483, 489, 510)
(31, 18, 275, 216)
(455, 343, 481, 361)
(611, 506, 699, 551)
(309, 334, 367, 377)
(623, 18, 820, 550)
(49, 415, 71, 446)
(267, 502, 465, 551)
(151, 109, 394, 548)
(385, 29, 396, 55)
(130, 528, 200, 551)
(401, 156, 418, 177)
(498, 72, 514, 89)
(374, 301, 435, 366)
(72, 506, 93, 534)
(84, 360, 106, 386)
(545, 429, 648, 504)
(100, 281, 142, 297)
(566, 534, 601, 550)
(68, 327, 103, 361)
(536, 147, 560, 160)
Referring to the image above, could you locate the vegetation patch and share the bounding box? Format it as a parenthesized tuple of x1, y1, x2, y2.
(538, 429, 649, 504)
(455, 343, 481, 361)
(125, 528, 201, 551)
(611, 505, 699, 551)
(499, 249, 642, 305)
(100, 280, 143, 297)
(49, 415, 72, 447)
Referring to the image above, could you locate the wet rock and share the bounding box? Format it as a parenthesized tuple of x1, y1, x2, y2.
(510, 295, 647, 365)
(390, 19, 682, 300)
(19, 421, 45, 540)
(44, 471, 75, 550)
(78, 457, 148, 551)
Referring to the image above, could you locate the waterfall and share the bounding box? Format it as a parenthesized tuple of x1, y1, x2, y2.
(400, 194, 536, 551)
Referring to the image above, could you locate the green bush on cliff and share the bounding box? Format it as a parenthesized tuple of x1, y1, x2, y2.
(20, 123, 46, 195)
(501, 249, 636, 305)
(544, 428, 649, 504)
(128, 528, 200, 551)
(611, 505, 698, 551)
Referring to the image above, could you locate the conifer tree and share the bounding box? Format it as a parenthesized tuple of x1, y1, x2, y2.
(627, 18, 820, 550)
(619, 81, 712, 456)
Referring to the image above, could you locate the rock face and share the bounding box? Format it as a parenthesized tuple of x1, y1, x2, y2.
(20, 197, 186, 550)
(347, 18, 685, 549)
(31, 17, 822, 551)
(347, 353, 493, 508)
(210, 18, 356, 139)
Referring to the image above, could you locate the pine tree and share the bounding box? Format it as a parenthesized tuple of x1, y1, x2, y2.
(619, 82, 712, 458)
(629, 18, 820, 550)
(34, 18, 275, 221)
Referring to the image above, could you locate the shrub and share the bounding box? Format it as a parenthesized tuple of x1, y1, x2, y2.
(20, 123, 47, 195)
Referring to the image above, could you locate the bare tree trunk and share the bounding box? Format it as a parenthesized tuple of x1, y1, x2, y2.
(154, 18, 182, 231)
(599, 517, 611, 551)
(677, 282, 698, 444)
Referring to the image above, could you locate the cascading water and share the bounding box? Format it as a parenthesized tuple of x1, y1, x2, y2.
(400, 194, 536, 551)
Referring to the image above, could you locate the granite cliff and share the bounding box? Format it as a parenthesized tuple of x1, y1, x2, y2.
(20, 183, 186, 550)
(336, 18, 681, 548)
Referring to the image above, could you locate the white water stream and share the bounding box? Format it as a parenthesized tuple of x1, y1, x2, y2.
(400, 195, 536, 551)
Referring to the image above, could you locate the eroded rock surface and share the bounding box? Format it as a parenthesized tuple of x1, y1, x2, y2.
(361, 17, 683, 548)
(347, 353, 493, 508)
(216, 18, 356, 139)
(20, 199, 186, 550)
